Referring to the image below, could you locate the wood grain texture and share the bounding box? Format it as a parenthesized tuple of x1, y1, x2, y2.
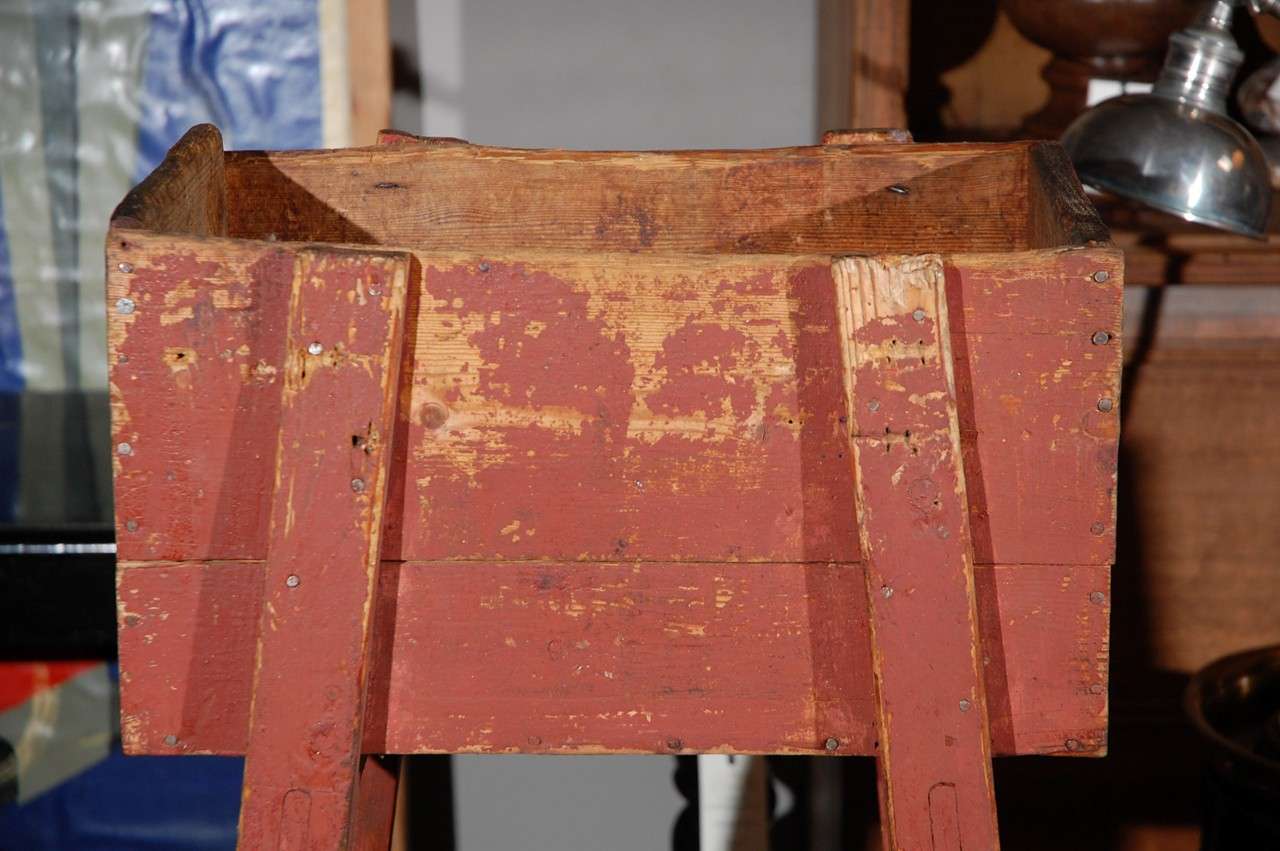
(835, 255, 999, 850)
(111, 124, 226, 235)
(238, 248, 409, 850)
(115, 559, 1109, 757)
(225, 140, 1057, 254)
(346, 0, 391, 146)
(848, 0, 910, 128)
(106, 237, 1121, 569)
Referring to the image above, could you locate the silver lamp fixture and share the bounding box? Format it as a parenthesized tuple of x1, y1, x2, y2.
(1062, 0, 1280, 237)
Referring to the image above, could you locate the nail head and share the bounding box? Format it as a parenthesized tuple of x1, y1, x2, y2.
(1091, 521, 1107, 535)
(1091, 331, 1111, 345)
(307, 342, 324, 355)
(1090, 591, 1106, 605)
(163, 734, 177, 746)
(351, 477, 366, 493)
(912, 308, 926, 322)
(867, 399, 881, 412)
(117, 442, 133, 456)
(1097, 398, 1114, 413)
(125, 520, 138, 532)
(959, 699, 972, 712)
(824, 737, 840, 751)
(880, 585, 894, 599)
(115, 297, 135, 315)
(286, 574, 300, 588)
(117, 262, 134, 274)
(1092, 270, 1110, 283)
(666, 738, 682, 751)
(1065, 738, 1083, 752)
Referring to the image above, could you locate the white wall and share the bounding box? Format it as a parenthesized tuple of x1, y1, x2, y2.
(412, 0, 818, 149)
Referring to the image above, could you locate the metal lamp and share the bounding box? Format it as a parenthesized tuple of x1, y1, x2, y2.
(1062, 0, 1280, 237)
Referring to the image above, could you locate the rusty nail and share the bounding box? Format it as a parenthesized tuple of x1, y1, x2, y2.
(117, 262, 134, 274)
(824, 737, 840, 751)
(117, 442, 133, 456)
(163, 735, 177, 746)
(666, 738, 682, 750)
(959, 698, 972, 712)
(479, 262, 491, 272)
(1065, 738, 1083, 752)
(912, 308, 926, 322)
(1091, 330, 1111, 345)
(1092, 270, 1110, 283)
(307, 341, 323, 355)
(125, 520, 138, 532)
(1097, 398, 1114, 413)
(115, 297, 135, 315)
(351, 477, 366, 493)
(1091, 521, 1107, 535)
(887, 184, 910, 195)
(880, 585, 894, 599)
(286, 574, 300, 588)
(1090, 591, 1106, 605)
(867, 399, 881, 412)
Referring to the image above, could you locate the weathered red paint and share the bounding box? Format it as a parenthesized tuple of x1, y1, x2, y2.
(236, 248, 409, 850)
(116, 559, 1109, 756)
(836, 255, 999, 850)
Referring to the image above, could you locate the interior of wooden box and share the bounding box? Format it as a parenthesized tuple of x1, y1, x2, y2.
(214, 140, 1094, 255)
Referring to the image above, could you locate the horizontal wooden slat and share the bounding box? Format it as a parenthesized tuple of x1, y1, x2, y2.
(224, 142, 1043, 254)
(107, 235, 1121, 567)
(116, 560, 1109, 757)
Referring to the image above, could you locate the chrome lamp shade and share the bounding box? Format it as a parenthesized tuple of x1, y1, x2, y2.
(1062, 0, 1273, 237)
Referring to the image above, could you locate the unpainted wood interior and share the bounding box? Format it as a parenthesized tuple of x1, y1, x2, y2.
(218, 142, 1068, 255)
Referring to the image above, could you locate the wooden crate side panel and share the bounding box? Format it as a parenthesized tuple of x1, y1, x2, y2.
(107, 232, 293, 562)
(223, 143, 1036, 254)
(108, 241, 1122, 567)
(949, 248, 1123, 566)
(116, 560, 1109, 757)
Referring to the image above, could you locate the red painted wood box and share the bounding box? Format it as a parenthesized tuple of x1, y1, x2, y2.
(108, 125, 1120, 847)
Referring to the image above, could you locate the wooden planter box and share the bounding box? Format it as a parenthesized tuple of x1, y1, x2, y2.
(108, 124, 1121, 847)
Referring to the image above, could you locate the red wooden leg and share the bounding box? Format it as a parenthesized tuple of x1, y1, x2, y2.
(238, 248, 411, 850)
(834, 255, 1000, 850)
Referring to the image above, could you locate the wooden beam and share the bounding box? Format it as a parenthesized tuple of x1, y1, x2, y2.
(835, 254, 1000, 850)
(237, 247, 410, 849)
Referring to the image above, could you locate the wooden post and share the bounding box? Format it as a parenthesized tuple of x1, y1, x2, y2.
(848, 0, 910, 128)
(238, 247, 410, 849)
(834, 255, 1000, 850)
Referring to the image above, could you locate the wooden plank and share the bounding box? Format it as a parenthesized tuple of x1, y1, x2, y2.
(223, 141, 1048, 254)
(106, 236, 1121, 568)
(115, 559, 1109, 758)
(111, 124, 226, 235)
(346, 0, 391, 146)
(834, 255, 999, 850)
(848, 0, 910, 128)
(237, 247, 410, 849)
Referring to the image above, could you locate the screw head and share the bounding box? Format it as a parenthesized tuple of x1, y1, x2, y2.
(286, 574, 300, 588)
(1097, 398, 1114, 413)
(116, 442, 133, 456)
(1092, 270, 1110, 283)
(115, 297, 135, 315)
(959, 698, 972, 712)
(351, 477, 366, 493)
(1090, 591, 1106, 605)
(824, 737, 840, 751)
(912, 308, 926, 322)
(1091, 331, 1111, 345)
(307, 342, 324, 355)
(117, 262, 134, 274)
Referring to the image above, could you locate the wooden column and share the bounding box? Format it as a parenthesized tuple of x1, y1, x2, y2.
(834, 255, 999, 850)
(849, 0, 910, 128)
(238, 247, 410, 849)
